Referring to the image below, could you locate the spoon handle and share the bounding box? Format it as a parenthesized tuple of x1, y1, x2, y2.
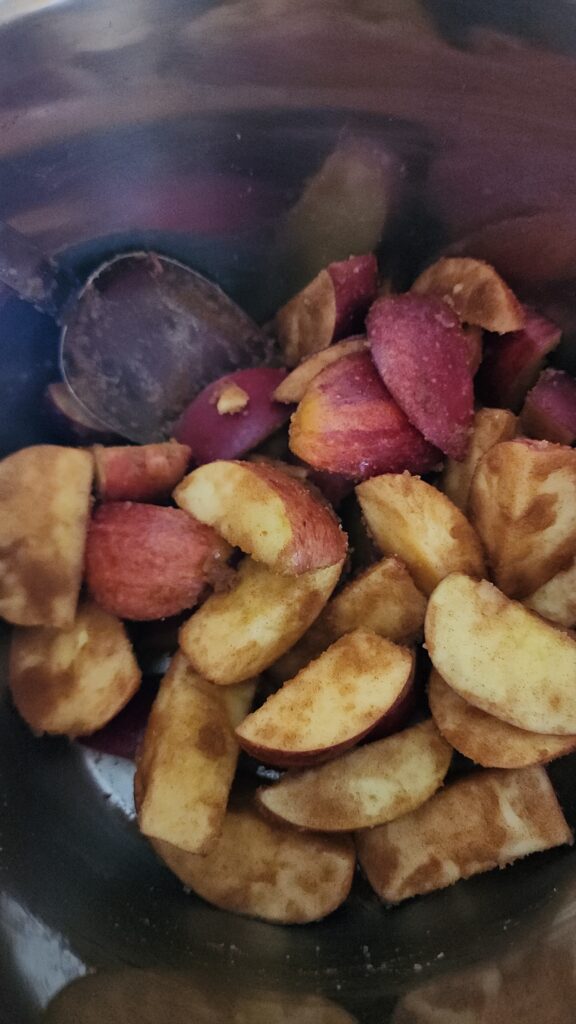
(0, 222, 76, 319)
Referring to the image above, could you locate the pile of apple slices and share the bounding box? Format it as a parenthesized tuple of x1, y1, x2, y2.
(2, 253, 576, 926)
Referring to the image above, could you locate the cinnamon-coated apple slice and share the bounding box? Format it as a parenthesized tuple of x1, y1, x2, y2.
(440, 406, 517, 512)
(411, 256, 524, 333)
(174, 459, 347, 575)
(356, 472, 485, 595)
(0, 445, 93, 628)
(93, 440, 190, 502)
(367, 294, 474, 459)
(476, 307, 561, 411)
(273, 337, 367, 404)
(257, 720, 451, 831)
(235, 629, 414, 767)
(151, 791, 355, 924)
(288, 350, 441, 480)
(425, 574, 576, 735)
(85, 503, 231, 620)
(469, 438, 576, 598)
(9, 599, 140, 736)
(525, 557, 576, 628)
(428, 669, 576, 769)
(521, 368, 576, 445)
(134, 652, 256, 855)
(180, 556, 343, 685)
(356, 767, 572, 904)
(269, 556, 426, 684)
(275, 253, 378, 366)
(173, 367, 291, 464)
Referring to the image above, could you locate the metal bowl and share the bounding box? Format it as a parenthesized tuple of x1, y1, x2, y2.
(2, 2, 576, 1021)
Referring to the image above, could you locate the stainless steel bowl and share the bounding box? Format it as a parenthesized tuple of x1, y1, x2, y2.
(2, 2, 576, 1021)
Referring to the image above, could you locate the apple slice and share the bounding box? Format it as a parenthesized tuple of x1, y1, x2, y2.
(134, 652, 255, 855)
(356, 472, 485, 595)
(235, 629, 414, 768)
(476, 307, 562, 411)
(275, 253, 378, 366)
(521, 368, 576, 445)
(0, 445, 93, 628)
(367, 294, 474, 459)
(411, 256, 524, 333)
(428, 669, 576, 769)
(174, 459, 347, 575)
(93, 440, 190, 502)
(257, 720, 451, 831)
(172, 368, 291, 464)
(440, 407, 518, 512)
(356, 766, 572, 904)
(179, 556, 343, 685)
(9, 599, 140, 736)
(85, 503, 231, 621)
(425, 574, 576, 734)
(469, 439, 576, 598)
(151, 792, 355, 924)
(461, 324, 483, 375)
(270, 556, 426, 683)
(273, 337, 367, 404)
(525, 557, 576, 628)
(288, 350, 441, 480)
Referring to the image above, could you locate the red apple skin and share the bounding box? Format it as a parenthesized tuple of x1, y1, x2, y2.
(289, 350, 441, 480)
(173, 367, 291, 464)
(367, 294, 474, 460)
(521, 368, 576, 445)
(45, 382, 121, 445)
(93, 441, 191, 502)
(476, 307, 562, 412)
(328, 253, 379, 338)
(85, 503, 231, 621)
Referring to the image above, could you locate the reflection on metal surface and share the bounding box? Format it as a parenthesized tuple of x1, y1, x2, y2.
(393, 877, 576, 1023)
(44, 966, 359, 1023)
(0, 893, 87, 1013)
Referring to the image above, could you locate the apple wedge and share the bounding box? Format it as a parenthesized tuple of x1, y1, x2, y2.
(440, 407, 517, 512)
(288, 350, 441, 480)
(9, 599, 140, 736)
(273, 336, 367, 404)
(356, 473, 485, 595)
(93, 440, 190, 502)
(411, 256, 524, 333)
(425, 574, 576, 734)
(257, 720, 451, 831)
(521, 368, 576, 446)
(179, 556, 343, 685)
(428, 669, 576, 769)
(476, 307, 562, 412)
(367, 294, 474, 459)
(0, 445, 93, 628)
(356, 766, 572, 904)
(469, 439, 576, 598)
(275, 253, 378, 366)
(235, 629, 415, 767)
(151, 792, 355, 924)
(174, 459, 347, 575)
(270, 556, 426, 683)
(525, 557, 576, 628)
(134, 652, 255, 855)
(85, 502, 231, 620)
(173, 367, 291, 464)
